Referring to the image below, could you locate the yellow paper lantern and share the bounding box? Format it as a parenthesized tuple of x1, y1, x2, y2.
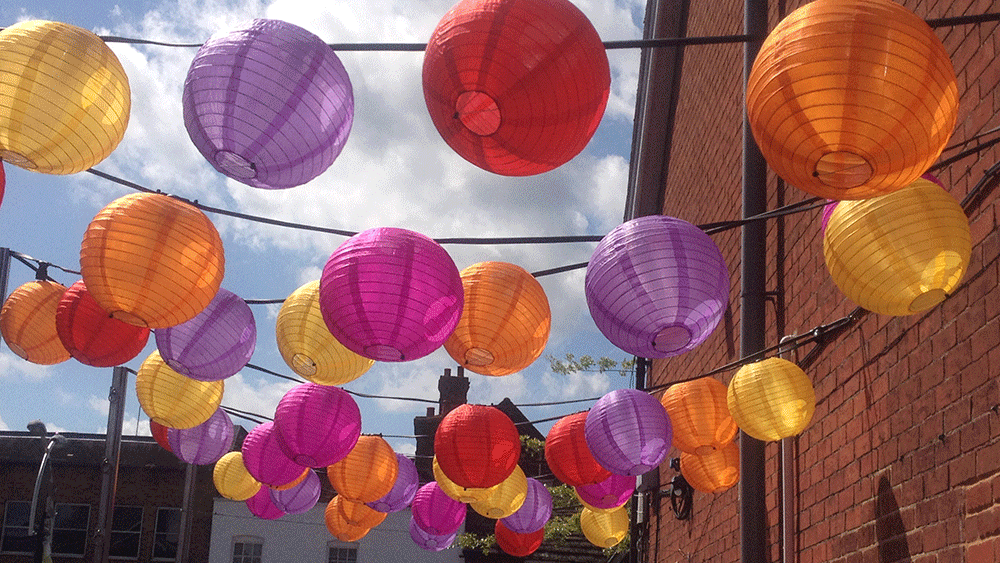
(824, 178, 970, 315)
(0, 20, 130, 174)
(680, 441, 740, 494)
(0, 280, 70, 365)
(327, 435, 398, 503)
(659, 377, 737, 455)
(80, 193, 224, 329)
(324, 497, 371, 542)
(469, 465, 527, 519)
(135, 351, 224, 429)
(433, 456, 493, 503)
(336, 496, 387, 529)
(276, 280, 374, 385)
(580, 506, 628, 548)
(213, 452, 262, 501)
(727, 358, 815, 442)
(746, 0, 958, 200)
(443, 262, 550, 376)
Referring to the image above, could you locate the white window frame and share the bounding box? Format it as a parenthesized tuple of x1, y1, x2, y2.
(1, 501, 33, 555)
(152, 507, 181, 561)
(52, 503, 91, 558)
(327, 541, 358, 563)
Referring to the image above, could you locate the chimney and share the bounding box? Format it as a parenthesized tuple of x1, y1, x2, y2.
(438, 366, 469, 416)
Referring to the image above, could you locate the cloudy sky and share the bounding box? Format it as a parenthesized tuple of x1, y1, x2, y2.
(0, 0, 646, 454)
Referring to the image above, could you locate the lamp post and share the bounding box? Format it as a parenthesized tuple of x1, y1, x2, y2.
(27, 420, 66, 563)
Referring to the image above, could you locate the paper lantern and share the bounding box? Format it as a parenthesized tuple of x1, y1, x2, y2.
(443, 262, 550, 376)
(411, 482, 467, 536)
(580, 506, 628, 548)
(728, 358, 816, 441)
(135, 351, 223, 429)
(495, 520, 544, 557)
(824, 178, 970, 315)
(241, 422, 309, 487)
(433, 456, 493, 503)
(434, 404, 520, 488)
(167, 407, 234, 465)
(155, 288, 255, 381)
(368, 454, 419, 513)
(324, 497, 371, 542)
(500, 477, 552, 534)
(0, 20, 130, 174)
(246, 485, 285, 520)
(80, 193, 225, 329)
(273, 468, 310, 491)
(275, 280, 374, 385)
(681, 441, 740, 494)
(586, 216, 730, 358)
(0, 160, 5, 206)
(409, 518, 458, 552)
(336, 496, 387, 529)
(574, 473, 634, 511)
(56, 280, 150, 367)
(183, 19, 353, 189)
(327, 435, 398, 503)
(659, 377, 737, 455)
(0, 280, 70, 365)
(746, 0, 958, 200)
(150, 420, 173, 452)
(269, 468, 322, 514)
(585, 389, 672, 475)
(423, 0, 610, 176)
(213, 452, 261, 501)
(470, 465, 527, 519)
(545, 412, 611, 487)
(272, 382, 361, 467)
(319, 227, 464, 362)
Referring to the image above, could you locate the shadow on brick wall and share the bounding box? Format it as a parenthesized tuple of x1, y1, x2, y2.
(875, 473, 912, 563)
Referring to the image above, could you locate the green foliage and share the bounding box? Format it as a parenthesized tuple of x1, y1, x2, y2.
(548, 353, 636, 377)
(520, 435, 545, 456)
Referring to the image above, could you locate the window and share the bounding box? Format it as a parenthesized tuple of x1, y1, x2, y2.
(152, 508, 181, 561)
(109, 506, 142, 559)
(1, 501, 32, 554)
(327, 544, 357, 563)
(52, 503, 90, 557)
(232, 536, 263, 563)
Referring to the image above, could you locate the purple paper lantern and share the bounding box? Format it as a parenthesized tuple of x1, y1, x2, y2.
(585, 215, 729, 358)
(167, 407, 234, 465)
(183, 19, 354, 189)
(272, 382, 362, 467)
(575, 472, 635, 510)
(246, 485, 285, 520)
(411, 482, 467, 536)
(585, 389, 672, 476)
(155, 288, 256, 381)
(367, 454, 419, 513)
(241, 422, 308, 487)
(319, 227, 464, 362)
(409, 517, 459, 552)
(500, 477, 552, 534)
(269, 468, 322, 515)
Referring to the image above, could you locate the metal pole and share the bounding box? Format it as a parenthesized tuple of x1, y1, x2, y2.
(93, 366, 128, 563)
(28, 437, 57, 563)
(175, 464, 197, 563)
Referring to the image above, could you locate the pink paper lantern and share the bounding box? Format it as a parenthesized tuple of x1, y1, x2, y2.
(273, 383, 362, 468)
(246, 485, 285, 520)
(585, 389, 672, 476)
(409, 517, 458, 552)
(241, 422, 308, 487)
(411, 482, 466, 536)
(500, 477, 552, 534)
(269, 468, 322, 514)
(167, 407, 234, 465)
(367, 454, 419, 513)
(574, 473, 635, 510)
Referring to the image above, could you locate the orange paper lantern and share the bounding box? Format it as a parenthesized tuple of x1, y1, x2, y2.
(727, 358, 815, 442)
(336, 496, 387, 529)
(213, 451, 262, 501)
(680, 441, 740, 494)
(324, 497, 372, 542)
(327, 435, 398, 503)
(135, 351, 224, 429)
(0, 280, 70, 365)
(659, 377, 737, 455)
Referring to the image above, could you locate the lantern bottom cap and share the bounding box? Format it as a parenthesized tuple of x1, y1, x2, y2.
(909, 288, 947, 313)
(291, 353, 318, 376)
(465, 347, 495, 366)
(364, 344, 404, 361)
(653, 324, 692, 353)
(694, 445, 718, 455)
(814, 150, 873, 189)
(0, 149, 34, 169)
(456, 90, 501, 136)
(293, 454, 319, 467)
(215, 150, 258, 180)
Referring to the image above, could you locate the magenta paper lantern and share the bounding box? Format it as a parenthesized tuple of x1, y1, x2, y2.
(167, 407, 234, 465)
(241, 421, 308, 487)
(585, 389, 672, 475)
(411, 482, 467, 536)
(183, 19, 353, 189)
(585, 215, 729, 358)
(500, 477, 552, 534)
(574, 473, 635, 510)
(246, 485, 285, 520)
(269, 468, 322, 514)
(273, 382, 361, 467)
(367, 454, 419, 513)
(155, 288, 255, 381)
(409, 517, 458, 552)
(319, 227, 464, 361)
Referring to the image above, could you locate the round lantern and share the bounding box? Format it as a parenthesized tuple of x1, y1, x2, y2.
(150, 420, 173, 452)
(155, 288, 255, 381)
(443, 262, 550, 376)
(79, 193, 225, 329)
(411, 482, 467, 536)
(368, 454, 419, 513)
(167, 407, 234, 465)
(586, 215, 729, 358)
(727, 357, 816, 441)
(434, 404, 521, 488)
(56, 280, 150, 367)
(681, 441, 740, 494)
(500, 477, 552, 534)
(746, 0, 958, 200)
(213, 452, 262, 501)
(545, 411, 611, 487)
(580, 506, 628, 548)
(585, 389, 672, 475)
(324, 497, 371, 542)
(336, 496, 388, 529)
(319, 227, 464, 362)
(423, 0, 610, 176)
(469, 465, 527, 519)
(574, 473, 634, 511)
(433, 456, 493, 503)
(0, 20, 130, 174)
(495, 520, 544, 557)
(246, 485, 285, 520)
(0, 280, 70, 365)
(270, 468, 322, 514)
(240, 422, 309, 488)
(0, 160, 5, 206)
(273, 382, 362, 467)
(275, 280, 374, 385)
(409, 518, 458, 552)
(824, 177, 970, 315)
(135, 351, 223, 429)
(326, 435, 398, 503)
(659, 377, 737, 455)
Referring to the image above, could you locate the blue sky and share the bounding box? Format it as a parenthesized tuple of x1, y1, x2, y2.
(0, 0, 645, 454)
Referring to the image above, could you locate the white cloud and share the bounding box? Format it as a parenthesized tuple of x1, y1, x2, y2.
(0, 351, 56, 380)
(0, 414, 8, 430)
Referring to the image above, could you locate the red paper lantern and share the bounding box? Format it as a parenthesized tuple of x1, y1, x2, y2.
(0, 280, 70, 365)
(545, 412, 611, 487)
(150, 420, 172, 452)
(56, 280, 150, 367)
(327, 435, 398, 503)
(434, 404, 521, 488)
(495, 520, 544, 557)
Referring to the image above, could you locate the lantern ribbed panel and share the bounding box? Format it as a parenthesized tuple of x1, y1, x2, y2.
(495, 520, 544, 557)
(167, 407, 234, 465)
(150, 420, 172, 452)
(434, 404, 521, 488)
(135, 351, 223, 429)
(433, 456, 493, 503)
(327, 435, 398, 503)
(155, 288, 255, 381)
(585, 216, 730, 358)
(56, 280, 149, 367)
(79, 193, 225, 329)
(423, 0, 610, 176)
(368, 454, 419, 513)
(544, 412, 611, 487)
(580, 506, 628, 548)
(470, 465, 527, 518)
(824, 178, 970, 315)
(275, 281, 373, 384)
(269, 468, 322, 515)
(324, 497, 371, 542)
(213, 452, 261, 501)
(0, 21, 130, 174)
(241, 421, 309, 488)
(746, 0, 958, 200)
(273, 383, 361, 468)
(0, 280, 70, 365)
(337, 496, 388, 529)
(412, 482, 467, 535)
(728, 358, 816, 441)
(409, 518, 458, 551)
(573, 473, 634, 510)
(183, 19, 353, 189)
(680, 441, 740, 494)
(444, 262, 550, 376)
(585, 389, 672, 476)
(500, 477, 552, 534)
(659, 377, 737, 455)
(320, 227, 464, 362)
(246, 485, 285, 520)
